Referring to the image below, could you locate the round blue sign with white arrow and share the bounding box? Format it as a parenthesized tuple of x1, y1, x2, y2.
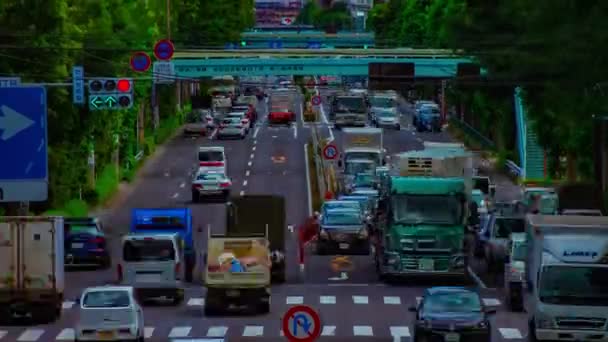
(153, 39, 175, 60)
(130, 52, 152, 72)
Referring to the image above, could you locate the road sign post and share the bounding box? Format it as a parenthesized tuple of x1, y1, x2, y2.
(153, 62, 175, 84)
(322, 143, 338, 160)
(311, 95, 322, 106)
(282, 305, 322, 342)
(72, 66, 85, 105)
(0, 86, 48, 202)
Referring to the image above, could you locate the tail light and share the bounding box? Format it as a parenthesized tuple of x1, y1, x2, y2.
(200, 161, 224, 167)
(220, 182, 231, 188)
(192, 184, 202, 189)
(117, 264, 123, 282)
(89, 237, 105, 244)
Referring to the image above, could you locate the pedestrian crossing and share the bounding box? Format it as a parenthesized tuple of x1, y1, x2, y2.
(0, 325, 526, 341)
(58, 294, 502, 310)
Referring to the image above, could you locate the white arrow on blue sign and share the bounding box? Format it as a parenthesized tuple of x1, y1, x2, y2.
(0, 86, 48, 202)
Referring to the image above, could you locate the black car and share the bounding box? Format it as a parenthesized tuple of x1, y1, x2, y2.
(64, 217, 111, 268)
(410, 287, 495, 342)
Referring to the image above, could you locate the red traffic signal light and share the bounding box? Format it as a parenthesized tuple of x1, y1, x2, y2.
(117, 79, 132, 92)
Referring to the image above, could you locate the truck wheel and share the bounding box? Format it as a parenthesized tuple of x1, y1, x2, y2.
(258, 301, 270, 314)
(528, 319, 538, 342)
(100, 256, 112, 269)
(316, 243, 327, 255)
(204, 303, 220, 316)
(395, 124, 401, 130)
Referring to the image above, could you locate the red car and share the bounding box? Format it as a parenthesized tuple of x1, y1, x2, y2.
(268, 106, 295, 125)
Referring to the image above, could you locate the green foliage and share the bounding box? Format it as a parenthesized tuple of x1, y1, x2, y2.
(0, 0, 253, 215)
(297, 1, 352, 31)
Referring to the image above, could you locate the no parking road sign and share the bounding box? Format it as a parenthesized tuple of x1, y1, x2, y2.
(311, 95, 322, 106)
(282, 305, 321, 342)
(322, 143, 338, 160)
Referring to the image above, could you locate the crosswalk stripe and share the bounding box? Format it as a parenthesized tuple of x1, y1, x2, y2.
(17, 329, 44, 341)
(353, 325, 373, 336)
(144, 327, 155, 338)
(286, 296, 304, 304)
(321, 326, 336, 336)
(390, 326, 411, 338)
(168, 326, 191, 338)
(55, 329, 74, 340)
(499, 328, 523, 339)
(320, 295, 336, 304)
(353, 295, 368, 304)
(243, 326, 264, 337)
(187, 298, 205, 306)
(61, 301, 75, 309)
(207, 326, 228, 337)
(384, 296, 401, 305)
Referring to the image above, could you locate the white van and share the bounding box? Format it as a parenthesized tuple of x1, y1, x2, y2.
(198, 146, 226, 170)
(118, 233, 184, 305)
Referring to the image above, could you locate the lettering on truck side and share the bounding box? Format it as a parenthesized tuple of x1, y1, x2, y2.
(563, 250, 598, 258)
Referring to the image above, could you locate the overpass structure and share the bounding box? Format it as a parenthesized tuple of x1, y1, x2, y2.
(239, 30, 375, 48)
(172, 48, 477, 78)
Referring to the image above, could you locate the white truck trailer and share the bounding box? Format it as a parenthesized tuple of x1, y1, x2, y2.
(526, 214, 608, 341)
(0, 216, 65, 323)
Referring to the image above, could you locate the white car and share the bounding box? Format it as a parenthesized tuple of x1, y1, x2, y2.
(75, 286, 144, 342)
(225, 111, 250, 131)
(191, 168, 232, 202)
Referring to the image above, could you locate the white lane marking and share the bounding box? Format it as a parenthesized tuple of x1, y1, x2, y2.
(483, 298, 501, 306)
(250, 153, 254, 159)
(328, 272, 349, 281)
(247, 161, 252, 167)
(243, 180, 248, 186)
(208, 128, 218, 140)
(171, 193, 179, 198)
(253, 139, 257, 145)
(62, 301, 75, 309)
(168, 326, 192, 338)
(207, 326, 228, 337)
(416, 296, 422, 304)
(272, 135, 278, 138)
(239, 190, 245, 196)
(499, 328, 523, 339)
(319, 105, 334, 142)
(144, 327, 155, 338)
(321, 326, 336, 336)
(353, 295, 369, 304)
(467, 265, 488, 288)
(353, 326, 373, 336)
(390, 326, 411, 338)
(245, 170, 250, 176)
(187, 298, 204, 306)
(320, 295, 336, 304)
(293, 122, 298, 139)
(299, 102, 305, 127)
(242, 326, 264, 337)
(286, 296, 304, 304)
(17, 329, 44, 341)
(0, 331, 6, 340)
(304, 144, 313, 216)
(288, 224, 294, 232)
(252, 146, 256, 151)
(55, 329, 74, 340)
(179, 182, 185, 188)
(384, 296, 401, 305)
(253, 127, 260, 138)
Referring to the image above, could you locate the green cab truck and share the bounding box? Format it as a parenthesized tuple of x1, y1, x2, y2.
(373, 142, 473, 280)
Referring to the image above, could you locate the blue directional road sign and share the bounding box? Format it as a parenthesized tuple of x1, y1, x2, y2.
(0, 86, 48, 202)
(72, 66, 85, 104)
(0, 77, 20, 88)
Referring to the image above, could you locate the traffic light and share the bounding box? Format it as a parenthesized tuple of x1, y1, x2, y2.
(88, 78, 134, 111)
(240, 40, 247, 47)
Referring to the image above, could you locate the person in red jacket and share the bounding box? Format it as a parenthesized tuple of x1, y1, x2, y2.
(297, 212, 320, 269)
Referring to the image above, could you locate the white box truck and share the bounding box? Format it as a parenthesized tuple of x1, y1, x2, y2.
(526, 214, 608, 341)
(0, 216, 65, 323)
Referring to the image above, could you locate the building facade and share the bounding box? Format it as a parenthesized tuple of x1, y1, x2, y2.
(255, 0, 303, 26)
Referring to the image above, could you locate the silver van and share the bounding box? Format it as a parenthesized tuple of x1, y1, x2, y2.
(118, 233, 184, 304)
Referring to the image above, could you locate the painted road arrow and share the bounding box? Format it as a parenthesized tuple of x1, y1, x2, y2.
(105, 96, 117, 108)
(90, 96, 103, 109)
(0, 105, 35, 141)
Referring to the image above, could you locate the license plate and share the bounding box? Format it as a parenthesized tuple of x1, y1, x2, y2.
(445, 332, 460, 342)
(71, 242, 84, 249)
(418, 258, 434, 271)
(97, 331, 115, 340)
(227, 290, 240, 297)
(339, 243, 350, 249)
(136, 274, 161, 282)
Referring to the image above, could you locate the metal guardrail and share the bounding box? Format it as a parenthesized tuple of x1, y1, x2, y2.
(505, 160, 523, 177)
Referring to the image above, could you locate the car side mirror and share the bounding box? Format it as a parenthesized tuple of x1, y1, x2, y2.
(408, 306, 417, 312)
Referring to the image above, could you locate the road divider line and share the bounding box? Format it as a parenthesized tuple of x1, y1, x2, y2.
(319, 105, 334, 142)
(293, 122, 298, 139)
(253, 139, 257, 145)
(245, 170, 250, 177)
(171, 193, 179, 199)
(253, 127, 260, 138)
(304, 143, 313, 216)
(248, 161, 252, 167)
(250, 153, 254, 159)
(179, 182, 185, 188)
(252, 146, 256, 151)
(208, 128, 217, 140)
(243, 180, 248, 186)
(240, 190, 245, 196)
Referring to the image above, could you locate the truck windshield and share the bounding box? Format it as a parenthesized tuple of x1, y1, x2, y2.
(392, 195, 463, 225)
(323, 211, 361, 225)
(370, 97, 394, 108)
(345, 152, 378, 162)
(494, 218, 525, 238)
(539, 266, 608, 306)
(334, 97, 365, 112)
(345, 161, 376, 175)
(511, 241, 526, 261)
(123, 240, 176, 262)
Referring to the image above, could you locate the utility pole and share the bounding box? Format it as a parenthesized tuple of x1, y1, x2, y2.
(166, 0, 171, 40)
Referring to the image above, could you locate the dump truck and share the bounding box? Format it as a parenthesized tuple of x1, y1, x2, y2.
(373, 143, 473, 280)
(330, 92, 368, 128)
(526, 215, 608, 341)
(225, 195, 286, 283)
(203, 228, 271, 315)
(0, 216, 65, 323)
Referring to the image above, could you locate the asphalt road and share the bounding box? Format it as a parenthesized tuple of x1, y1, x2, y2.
(0, 87, 528, 341)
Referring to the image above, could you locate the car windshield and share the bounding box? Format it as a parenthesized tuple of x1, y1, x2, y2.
(324, 202, 360, 211)
(123, 239, 175, 262)
(196, 173, 224, 181)
(377, 110, 396, 117)
(420, 107, 440, 116)
(323, 210, 361, 225)
(354, 174, 375, 187)
(65, 224, 98, 235)
(416, 102, 435, 110)
(539, 266, 608, 306)
(345, 152, 378, 162)
(334, 97, 365, 112)
(370, 97, 394, 108)
(493, 218, 525, 238)
(345, 161, 376, 175)
(198, 151, 223, 162)
(82, 290, 131, 308)
(511, 241, 526, 261)
(392, 195, 463, 225)
(424, 291, 482, 313)
(223, 118, 240, 125)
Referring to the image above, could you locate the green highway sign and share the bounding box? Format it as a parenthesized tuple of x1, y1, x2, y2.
(105, 96, 117, 108)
